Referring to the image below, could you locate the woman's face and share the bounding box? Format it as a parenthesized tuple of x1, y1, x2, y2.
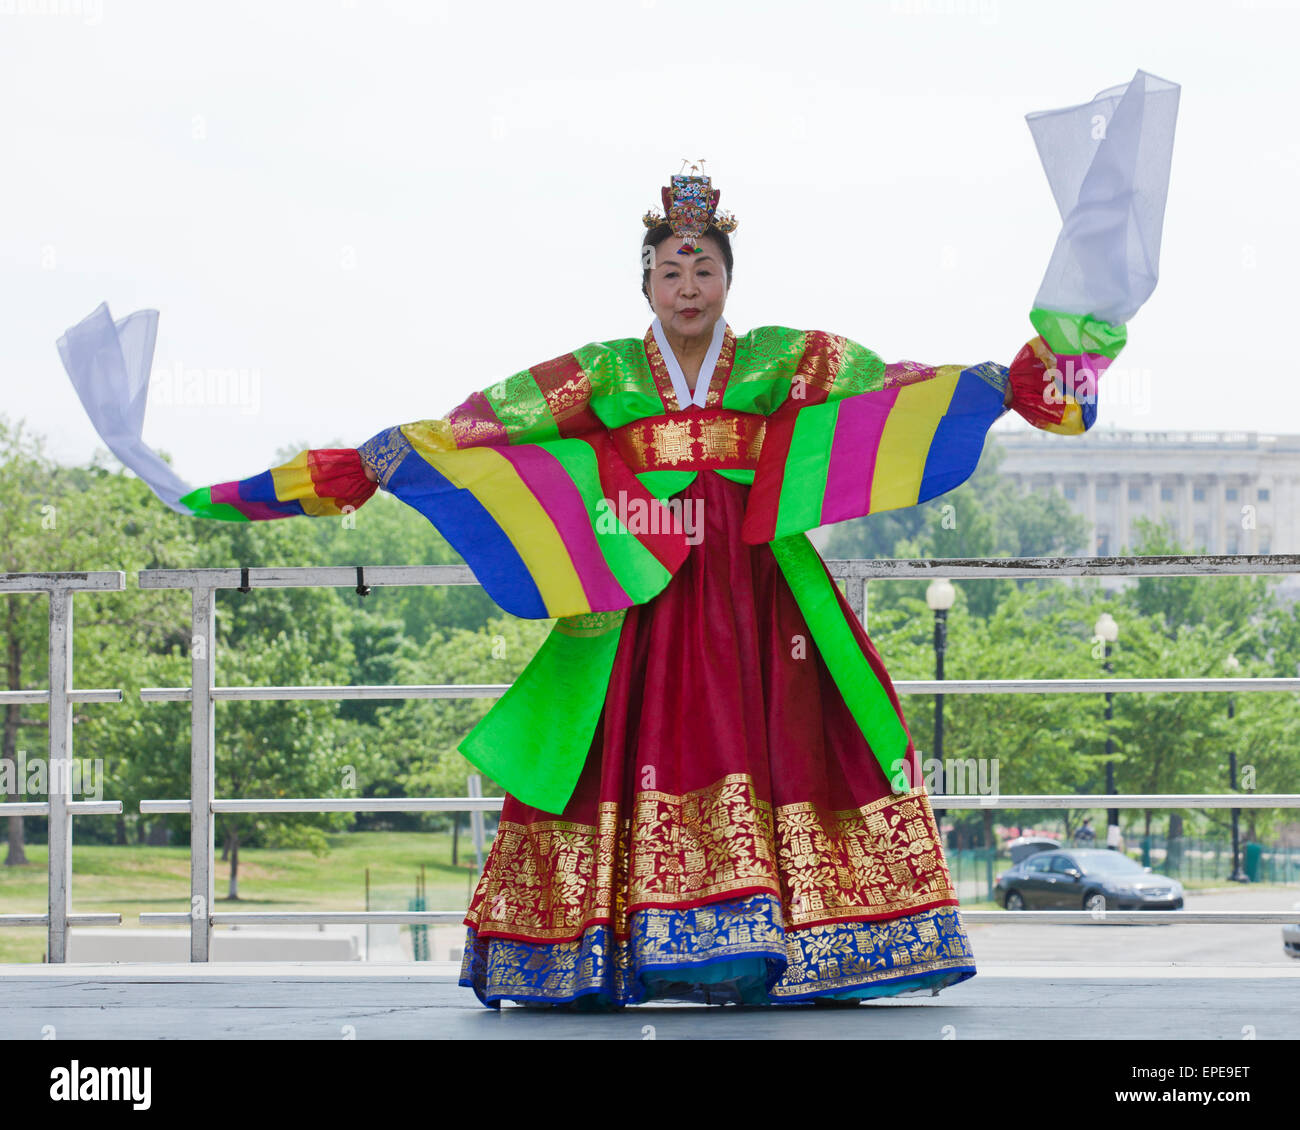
(644, 234, 728, 340)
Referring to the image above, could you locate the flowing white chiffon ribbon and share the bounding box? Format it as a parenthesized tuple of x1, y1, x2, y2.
(56, 301, 195, 514)
(1028, 68, 1180, 326)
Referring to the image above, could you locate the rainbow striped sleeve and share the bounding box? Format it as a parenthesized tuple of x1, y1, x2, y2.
(356, 346, 691, 620)
(740, 311, 1126, 545)
(178, 449, 378, 521)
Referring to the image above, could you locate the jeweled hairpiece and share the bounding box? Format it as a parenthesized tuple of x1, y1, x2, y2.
(642, 160, 738, 255)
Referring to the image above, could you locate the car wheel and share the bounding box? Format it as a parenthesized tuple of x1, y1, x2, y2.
(1084, 892, 1108, 912)
(1005, 890, 1026, 911)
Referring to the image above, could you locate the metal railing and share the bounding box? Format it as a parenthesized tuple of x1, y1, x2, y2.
(0, 573, 126, 960)
(6, 555, 1300, 961)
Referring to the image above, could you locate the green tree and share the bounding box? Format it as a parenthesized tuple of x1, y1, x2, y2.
(373, 614, 551, 845)
(868, 579, 1129, 847)
(1, 417, 203, 861)
(1126, 517, 1277, 651)
(825, 436, 1086, 622)
(0, 418, 58, 866)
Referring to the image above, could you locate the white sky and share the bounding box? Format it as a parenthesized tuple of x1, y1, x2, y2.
(3, 0, 1298, 483)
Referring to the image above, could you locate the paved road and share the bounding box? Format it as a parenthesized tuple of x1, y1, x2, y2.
(967, 886, 1299, 966)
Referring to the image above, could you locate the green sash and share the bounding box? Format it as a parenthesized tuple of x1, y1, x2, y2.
(457, 609, 626, 815)
(767, 533, 911, 785)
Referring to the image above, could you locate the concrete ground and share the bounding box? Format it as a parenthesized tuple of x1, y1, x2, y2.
(2, 886, 1296, 1039)
(0, 963, 1296, 1040)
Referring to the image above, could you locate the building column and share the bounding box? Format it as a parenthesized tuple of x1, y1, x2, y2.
(1083, 473, 1097, 554)
(1210, 475, 1223, 554)
(1289, 478, 1300, 553)
(1250, 478, 1262, 552)
(1227, 478, 1241, 552)
(1117, 475, 1130, 554)
(1180, 475, 1194, 551)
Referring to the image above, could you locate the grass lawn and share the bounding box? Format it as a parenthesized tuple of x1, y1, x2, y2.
(0, 831, 488, 964)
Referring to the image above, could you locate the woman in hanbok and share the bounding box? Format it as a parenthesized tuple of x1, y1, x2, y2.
(58, 72, 1178, 1009)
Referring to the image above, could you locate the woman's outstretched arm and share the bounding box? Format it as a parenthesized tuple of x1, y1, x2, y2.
(177, 448, 378, 521)
(740, 311, 1125, 544)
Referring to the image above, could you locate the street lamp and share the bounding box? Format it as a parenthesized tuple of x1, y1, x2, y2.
(1225, 653, 1249, 883)
(927, 578, 956, 829)
(1094, 612, 1120, 848)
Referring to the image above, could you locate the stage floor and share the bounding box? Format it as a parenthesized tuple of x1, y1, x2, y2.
(1, 961, 1296, 1039)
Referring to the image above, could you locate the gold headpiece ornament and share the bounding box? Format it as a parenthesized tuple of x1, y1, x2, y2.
(642, 159, 738, 254)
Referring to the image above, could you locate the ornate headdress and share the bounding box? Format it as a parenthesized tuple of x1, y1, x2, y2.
(642, 160, 738, 255)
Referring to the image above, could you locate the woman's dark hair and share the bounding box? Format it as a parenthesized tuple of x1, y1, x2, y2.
(641, 223, 733, 308)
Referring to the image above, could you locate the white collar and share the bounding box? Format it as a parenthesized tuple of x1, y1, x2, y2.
(651, 315, 727, 410)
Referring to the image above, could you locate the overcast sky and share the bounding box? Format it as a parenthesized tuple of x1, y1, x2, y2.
(3, 0, 1297, 484)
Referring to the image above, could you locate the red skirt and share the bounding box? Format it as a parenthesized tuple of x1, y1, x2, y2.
(460, 470, 975, 1007)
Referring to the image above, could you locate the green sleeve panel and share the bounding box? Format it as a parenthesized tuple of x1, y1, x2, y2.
(457, 610, 627, 815)
(722, 325, 806, 415)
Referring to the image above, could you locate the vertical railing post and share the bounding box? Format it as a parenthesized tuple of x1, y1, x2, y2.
(468, 774, 485, 872)
(191, 586, 216, 962)
(846, 576, 866, 629)
(46, 589, 74, 963)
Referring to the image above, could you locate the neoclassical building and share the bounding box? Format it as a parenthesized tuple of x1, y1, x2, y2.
(994, 427, 1300, 561)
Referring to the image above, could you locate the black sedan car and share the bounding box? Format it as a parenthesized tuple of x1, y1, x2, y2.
(995, 849, 1184, 911)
